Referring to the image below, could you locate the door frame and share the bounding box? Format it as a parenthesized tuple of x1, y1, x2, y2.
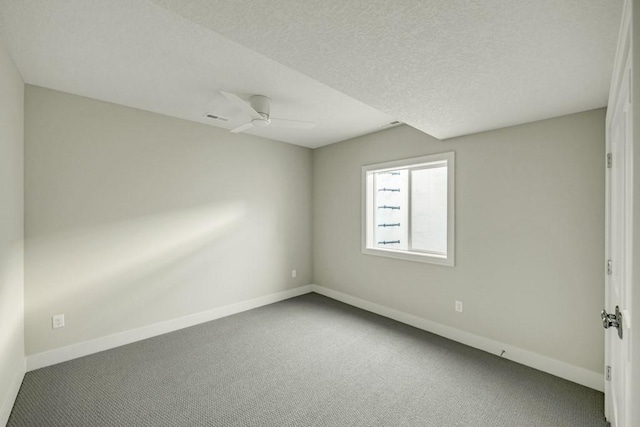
(604, 0, 634, 424)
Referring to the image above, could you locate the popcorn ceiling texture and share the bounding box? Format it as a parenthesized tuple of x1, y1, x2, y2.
(0, 0, 622, 144)
(152, 0, 622, 139)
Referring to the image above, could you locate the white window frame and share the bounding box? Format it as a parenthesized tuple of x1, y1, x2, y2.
(362, 152, 455, 266)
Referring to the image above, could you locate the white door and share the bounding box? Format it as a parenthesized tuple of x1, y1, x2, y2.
(604, 3, 632, 423)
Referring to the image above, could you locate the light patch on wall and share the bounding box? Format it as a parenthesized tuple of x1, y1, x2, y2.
(26, 201, 246, 315)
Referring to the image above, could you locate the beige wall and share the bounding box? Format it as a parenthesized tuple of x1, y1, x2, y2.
(20, 84, 608, 378)
(0, 42, 24, 416)
(313, 109, 605, 373)
(24, 86, 313, 355)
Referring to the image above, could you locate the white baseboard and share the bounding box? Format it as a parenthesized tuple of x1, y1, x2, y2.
(0, 358, 26, 427)
(25, 284, 603, 392)
(27, 285, 313, 371)
(311, 284, 604, 392)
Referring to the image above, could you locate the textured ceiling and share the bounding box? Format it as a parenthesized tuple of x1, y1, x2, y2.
(0, 0, 395, 148)
(0, 0, 623, 145)
(152, 0, 622, 139)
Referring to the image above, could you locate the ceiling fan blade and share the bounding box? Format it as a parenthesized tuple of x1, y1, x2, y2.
(220, 91, 262, 120)
(230, 122, 254, 133)
(269, 118, 317, 129)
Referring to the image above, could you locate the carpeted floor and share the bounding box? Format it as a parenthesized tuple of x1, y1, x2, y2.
(9, 293, 607, 426)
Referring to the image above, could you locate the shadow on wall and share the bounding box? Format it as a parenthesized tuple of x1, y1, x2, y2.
(25, 200, 246, 331)
(0, 240, 24, 370)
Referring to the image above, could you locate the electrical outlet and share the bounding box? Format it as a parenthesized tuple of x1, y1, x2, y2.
(455, 301, 463, 313)
(291, 269, 297, 278)
(52, 314, 65, 329)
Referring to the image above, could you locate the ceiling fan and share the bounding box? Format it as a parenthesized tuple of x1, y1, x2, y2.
(220, 91, 317, 133)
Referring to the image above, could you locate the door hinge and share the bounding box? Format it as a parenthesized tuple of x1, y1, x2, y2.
(607, 260, 613, 275)
(606, 365, 611, 381)
(607, 153, 612, 168)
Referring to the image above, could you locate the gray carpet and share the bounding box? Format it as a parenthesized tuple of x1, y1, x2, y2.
(9, 293, 606, 426)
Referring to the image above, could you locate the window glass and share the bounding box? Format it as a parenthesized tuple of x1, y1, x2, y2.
(374, 169, 408, 251)
(411, 166, 447, 254)
(362, 152, 454, 266)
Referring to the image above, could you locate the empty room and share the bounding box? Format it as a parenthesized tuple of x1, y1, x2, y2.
(1, 1, 638, 426)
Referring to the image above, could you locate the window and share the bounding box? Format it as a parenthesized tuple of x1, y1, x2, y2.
(362, 152, 455, 266)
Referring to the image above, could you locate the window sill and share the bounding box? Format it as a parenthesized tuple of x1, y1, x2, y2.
(362, 247, 454, 266)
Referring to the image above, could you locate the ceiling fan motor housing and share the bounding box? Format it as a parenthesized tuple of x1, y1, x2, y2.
(250, 95, 271, 126)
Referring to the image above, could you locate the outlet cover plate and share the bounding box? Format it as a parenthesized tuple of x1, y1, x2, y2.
(455, 301, 463, 313)
(52, 314, 65, 329)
